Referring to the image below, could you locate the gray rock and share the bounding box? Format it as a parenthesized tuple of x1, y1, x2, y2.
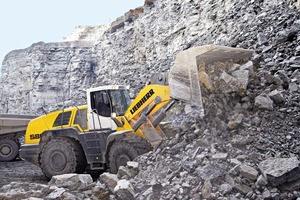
(100, 173, 119, 192)
(256, 175, 268, 186)
(268, 90, 285, 104)
(258, 157, 300, 186)
(202, 179, 212, 199)
(239, 165, 259, 181)
(220, 183, 233, 195)
(257, 33, 268, 45)
(117, 166, 138, 180)
(184, 104, 195, 115)
(231, 69, 249, 92)
(240, 61, 254, 75)
(227, 113, 244, 129)
(212, 152, 228, 160)
(289, 82, 299, 93)
(0, 182, 49, 199)
(127, 161, 139, 169)
(60, 191, 79, 200)
(234, 184, 252, 194)
(46, 186, 66, 199)
(196, 163, 227, 180)
(91, 182, 110, 199)
(231, 135, 252, 146)
(114, 180, 136, 200)
(230, 159, 242, 166)
(141, 186, 153, 197)
(254, 94, 274, 110)
(262, 189, 271, 199)
(49, 173, 93, 190)
(279, 179, 300, 191)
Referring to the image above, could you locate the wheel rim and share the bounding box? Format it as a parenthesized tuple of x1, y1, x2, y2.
(0, 144, 11, 156)
(49, 150, 67, 172)
(117, 154, 131, 168)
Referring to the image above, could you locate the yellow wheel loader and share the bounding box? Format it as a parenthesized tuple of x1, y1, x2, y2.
(19, 45, 253, 178)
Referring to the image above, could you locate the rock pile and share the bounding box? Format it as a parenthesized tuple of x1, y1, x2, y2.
(0, 0, 300, 199)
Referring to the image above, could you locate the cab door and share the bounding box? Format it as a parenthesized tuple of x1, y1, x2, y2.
(87, 90, 116, 131)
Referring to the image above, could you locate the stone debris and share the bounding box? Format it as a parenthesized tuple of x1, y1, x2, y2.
(254, 94, 274, 110)
(114, 179, 136, 200)
(99, 173, 119, 193)
(268, 89, 285, 104)
(0, 0, 300, 199)
(239, 164, 259, 181)
(49, 173, 93, 190)
(201, 179, 212, 199)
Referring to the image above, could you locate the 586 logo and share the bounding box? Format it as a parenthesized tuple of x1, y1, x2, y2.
(30, 134, 40, 140)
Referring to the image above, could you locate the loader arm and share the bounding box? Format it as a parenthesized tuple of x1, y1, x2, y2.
(115, 84, 173, 146)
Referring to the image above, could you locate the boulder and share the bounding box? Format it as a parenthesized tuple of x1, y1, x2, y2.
(258, 157, 300, 186)
(114, 179, 136, 200)
(100, 173, 119, 192)
(49, 173, 93, 190)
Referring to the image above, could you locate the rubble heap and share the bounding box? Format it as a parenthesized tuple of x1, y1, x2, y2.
(0, 0, 300, 199)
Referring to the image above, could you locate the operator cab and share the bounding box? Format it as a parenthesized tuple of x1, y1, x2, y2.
(87, 85, 131, 131)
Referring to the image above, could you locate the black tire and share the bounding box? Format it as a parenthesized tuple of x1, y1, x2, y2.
(123, 136, 152, 155)
(40, 138, 87, 179)
(0, 139, 19, 162)
(108, 141, 139, 174)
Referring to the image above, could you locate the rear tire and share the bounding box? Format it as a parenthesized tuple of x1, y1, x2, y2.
(108, 141, 139, 174)
(40, 138, 86, 179)
(0, 139, 19, 162)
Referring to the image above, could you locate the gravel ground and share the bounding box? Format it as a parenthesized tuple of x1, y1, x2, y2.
(0, 159, 47, 188)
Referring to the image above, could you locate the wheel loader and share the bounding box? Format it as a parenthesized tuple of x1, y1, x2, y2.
(19, 45, 253, 178)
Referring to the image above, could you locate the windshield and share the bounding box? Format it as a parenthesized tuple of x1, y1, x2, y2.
(108, 89, 131, 116)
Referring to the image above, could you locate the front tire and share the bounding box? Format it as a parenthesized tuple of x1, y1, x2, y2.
(0, 139, 19, 162)
(40, 138, 86, 179)
(108, 141, 139, 174)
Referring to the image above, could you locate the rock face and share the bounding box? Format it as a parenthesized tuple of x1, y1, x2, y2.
(0, 0, 300, 199)
(0, 41, 95, 114)
(63, 25, 109, 42)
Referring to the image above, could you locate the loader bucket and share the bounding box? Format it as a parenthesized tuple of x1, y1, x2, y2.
(169, 44, 253, 114)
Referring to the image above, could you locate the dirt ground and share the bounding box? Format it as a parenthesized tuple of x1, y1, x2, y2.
(0, 158, 48, 188)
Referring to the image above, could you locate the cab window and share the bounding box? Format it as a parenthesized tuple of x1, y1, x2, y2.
(74, 108, 87, 130)
(109, 89, 131, 116)
(53, 111, 72, 127)
(90, 91, 111, 117)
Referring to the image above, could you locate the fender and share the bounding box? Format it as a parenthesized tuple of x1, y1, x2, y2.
(104, 130, 135, 162)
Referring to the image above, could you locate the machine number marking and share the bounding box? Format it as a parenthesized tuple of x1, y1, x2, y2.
(30, 134, 40, 140)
